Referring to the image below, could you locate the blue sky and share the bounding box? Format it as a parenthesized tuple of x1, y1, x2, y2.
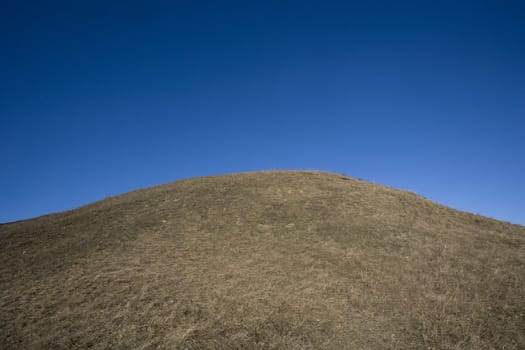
(1, 1, 524, 225)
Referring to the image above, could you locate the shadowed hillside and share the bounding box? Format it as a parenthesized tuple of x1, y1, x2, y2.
(1, 171, 524, 349)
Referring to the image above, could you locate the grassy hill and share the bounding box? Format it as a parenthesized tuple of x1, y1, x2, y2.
(1, 171, 524, 349)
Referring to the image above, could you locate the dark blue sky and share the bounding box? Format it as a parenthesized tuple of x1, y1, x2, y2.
(1, 1, 524, 225)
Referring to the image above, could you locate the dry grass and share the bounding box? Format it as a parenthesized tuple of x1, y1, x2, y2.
(1, 171, 524, 349)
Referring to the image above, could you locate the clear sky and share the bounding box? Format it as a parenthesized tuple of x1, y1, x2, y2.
(1, 1, 524, 225)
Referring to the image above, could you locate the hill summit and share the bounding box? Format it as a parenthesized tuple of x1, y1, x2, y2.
(1, 171, 524, 349)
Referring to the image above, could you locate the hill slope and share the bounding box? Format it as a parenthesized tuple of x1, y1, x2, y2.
(1, 171, 524, 349)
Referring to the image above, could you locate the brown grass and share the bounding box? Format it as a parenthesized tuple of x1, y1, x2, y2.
(1, 170, 524, 349)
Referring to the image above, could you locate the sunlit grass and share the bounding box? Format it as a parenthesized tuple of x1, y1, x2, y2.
(1, 171, 524, 349)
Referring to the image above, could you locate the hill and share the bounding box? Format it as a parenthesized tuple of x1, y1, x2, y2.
(1, 171, 524, 349)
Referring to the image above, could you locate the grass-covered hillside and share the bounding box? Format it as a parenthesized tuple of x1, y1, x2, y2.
(1, 171, 524, 349)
